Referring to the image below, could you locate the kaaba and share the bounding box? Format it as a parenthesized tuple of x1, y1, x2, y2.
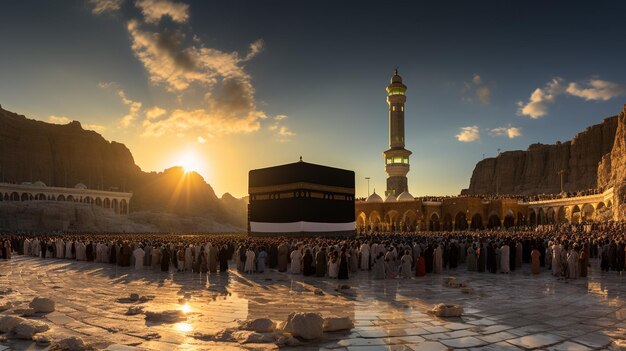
(248, 161, 355, 237)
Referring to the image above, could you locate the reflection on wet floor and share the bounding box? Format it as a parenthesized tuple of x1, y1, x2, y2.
(0, 256, 624, 350)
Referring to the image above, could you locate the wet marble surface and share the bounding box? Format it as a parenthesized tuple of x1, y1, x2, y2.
(0, 256, 624, 350)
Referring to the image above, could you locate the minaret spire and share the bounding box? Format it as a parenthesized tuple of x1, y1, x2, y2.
(383, 68, 412, 196)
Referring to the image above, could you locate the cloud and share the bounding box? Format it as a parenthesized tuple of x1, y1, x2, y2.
(116, 89, 142, 128)
(48, 115, 72, 124)
(135, 0, 189, 23)
(518, 77, 625, 118)
(274, 114, 287, 121)
(462, 73, 491, 105)
(489, 127, 521, 139)
(456, 125, 480, 142)
(516, 78, 564, 118)
(145, 106, 166, 120)
(91, 1, 291, 139)
(243, 39, 264, 61)
(196, 136, 206, 144)
(566, 79, 626, 101)
(89, 0, 123, 14)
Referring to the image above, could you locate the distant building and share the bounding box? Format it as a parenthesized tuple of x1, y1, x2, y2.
(248, 160, 355, 237)
(0, 181, 132, 214)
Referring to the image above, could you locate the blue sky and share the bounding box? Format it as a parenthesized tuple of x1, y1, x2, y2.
(1, 0, 625, 197)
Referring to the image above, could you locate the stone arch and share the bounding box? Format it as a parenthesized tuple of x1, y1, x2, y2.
(504, 209, 515, 228)
(3, 193, 9, 201)
(369, 210, 382, 232)
(35, 193, 46, 200)
(384, 210, 400, 232)
(529, 211, 537, 226)
(571, 205, 581, 224)
(356, 212, 367, 233)
(471, 213, 483, 230)
(20, 192, 30, 201)
(103, 198, 111, 209)
(57, 194, 66, 201)
(596, 202, 605, 211)
(537, 208, 546, 225)
(10, 192, 19, 201)
(581, 203, 594, 222)
(557, 206, 567, 223)
(401, 210, 417, 231)
(546, 207, 556, 224)
(120, 199, 128, 215)
(607, 200, 613, 208)
(67, 195, 75, 202)
(95, 197, 102, 206)
(442, 213, 453, 231)
(454, 211, 468, 230)
(517, 211, 525, 226)
(488, 213, 501, 229)
(429, 212, 440, 231)
(112, 198, 119, 214)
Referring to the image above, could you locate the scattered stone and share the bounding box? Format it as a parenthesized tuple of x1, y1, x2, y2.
(34, 335, 51, 346)
(0, 315, 25, 333)
(144, 310, 186, 323)
(232, 330, 277, 344)
(138, 295, 154, 303)
(314, 289, 324, 296)
(445, 277, 460, 288)
(275, 334, 299, 347)
(125, 306, 144, 316)
(13, 308, 36, 317)
(129, 293, 140, 301)
(29, 297, 56, 313)
(183, 293, 192, 300)
(428, 303, 464, 317)
(13, 319, 50, 339)
(238, 318, 276, 333)
(105, 327, 120, 333)
(0, 287, 12, 295)
(117, 294, 153, 304)
(281, 312, 324, 340)
(322, 317, 354, 332)
(338, 285, 350, 290)
(51, 336, 90, 351)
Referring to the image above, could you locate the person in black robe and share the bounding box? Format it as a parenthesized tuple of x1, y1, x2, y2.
(538, 240, 546, 267)
(219, 245, 229, 273)
(315, 247, 327, 277)
(425, 244, 434, 273)
(303, 249, 315, 276)
(477, 243, 486, 272)
(449, 243, 458, 269)
(269, 244, 278, 269)
(161, 248, 170, 272)
(171, 246, 179, 270)
(487, 243, 497, 274)
(338, 247, 349, 279)
(109, 243, 117, 264)
(86, 242, 93, 261)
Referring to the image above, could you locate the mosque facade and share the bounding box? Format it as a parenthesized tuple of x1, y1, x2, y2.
(354, 70, 619, 233)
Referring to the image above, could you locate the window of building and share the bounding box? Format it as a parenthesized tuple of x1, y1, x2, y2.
(393, 156, 402, 163)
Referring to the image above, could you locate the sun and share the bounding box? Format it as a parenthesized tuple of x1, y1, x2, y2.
(179, 151, 200, 174)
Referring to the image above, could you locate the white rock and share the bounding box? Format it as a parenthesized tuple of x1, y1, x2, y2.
(232, 330, 276, 344)
(429, 303, 464, 317)
(144, 310, 186, 323)
(0, 315, 25, 333)
(322, 317, 354, 332)
(238, 318, 276, 333)
(29, 297, 55, 313)
(53, 336, 88, 351)
(281, 312, 324, 340)
(13, 319, 50, 339)
(34, 335, 51, 346)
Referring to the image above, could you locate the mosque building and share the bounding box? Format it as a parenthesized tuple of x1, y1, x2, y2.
(354, 70, 617, 233)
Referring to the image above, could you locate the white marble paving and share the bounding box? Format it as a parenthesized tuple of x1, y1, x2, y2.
(0, 256, 624, 350)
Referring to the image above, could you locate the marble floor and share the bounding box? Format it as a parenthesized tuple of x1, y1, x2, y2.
(0, 256, 624, 351)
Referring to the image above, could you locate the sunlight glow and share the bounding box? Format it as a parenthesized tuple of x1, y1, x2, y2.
(180, 303, 192, 313)
(174, 322, 193, 333)
(179, 151, 201, 173)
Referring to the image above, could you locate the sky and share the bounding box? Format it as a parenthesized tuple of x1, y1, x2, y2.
(1, 0, 626, 198)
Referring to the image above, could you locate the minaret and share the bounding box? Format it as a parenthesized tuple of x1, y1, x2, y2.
(383, 68, 412, 196)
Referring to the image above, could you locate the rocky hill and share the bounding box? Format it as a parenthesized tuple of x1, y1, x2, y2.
(465, 107, 624, 196)
(0, 105, 247, 231)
